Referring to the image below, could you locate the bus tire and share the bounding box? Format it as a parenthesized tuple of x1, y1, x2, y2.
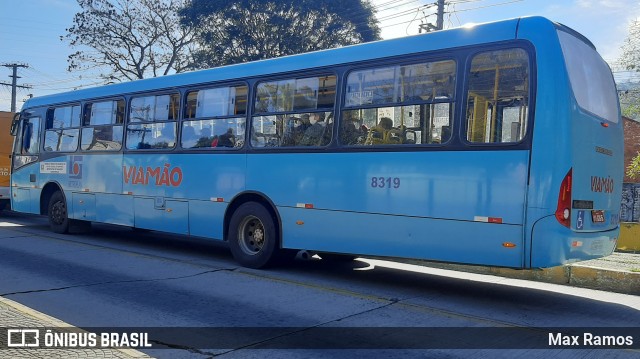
(228, 202, 280, 269)
(48, 191, 71, 234)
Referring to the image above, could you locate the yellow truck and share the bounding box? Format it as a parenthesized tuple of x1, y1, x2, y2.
(0, 112, 13, 211)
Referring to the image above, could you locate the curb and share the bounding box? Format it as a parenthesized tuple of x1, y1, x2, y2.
(568, 265, 640, 295)
(398, 260, 640, 296)
(0, 297, 151, 358)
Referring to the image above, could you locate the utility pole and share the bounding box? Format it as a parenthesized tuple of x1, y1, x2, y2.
(436, 0, 445, 31)
(1, 63, 31, 113)
(419, 0, 446, 33)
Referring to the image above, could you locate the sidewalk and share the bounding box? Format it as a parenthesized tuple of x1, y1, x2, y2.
(405, 251, 640, 296)
(0, 297, 150, 358)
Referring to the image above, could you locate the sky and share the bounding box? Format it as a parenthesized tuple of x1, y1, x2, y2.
(0, 0, 639, 112)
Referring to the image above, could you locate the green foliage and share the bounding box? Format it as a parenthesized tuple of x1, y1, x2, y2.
(628, 151, 640, 179)
(622, 102, 640, 119)
(179, 0, 381, 68)
(66, 0, 196, 81)
(621, 20, 640, 179)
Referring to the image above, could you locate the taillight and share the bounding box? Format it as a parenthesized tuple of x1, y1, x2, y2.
(555, 169, 572, 228)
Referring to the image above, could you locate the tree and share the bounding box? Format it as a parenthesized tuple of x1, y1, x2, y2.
(65, 0, 196, 82)
(619, 19, 640, 178)
(620, 19, 640, 73)
(179, 0, 380, 68)
(619, 89, 640, 119)
(619, 19, 640, 119)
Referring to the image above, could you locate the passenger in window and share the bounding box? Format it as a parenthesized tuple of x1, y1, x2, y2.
(281, 116, 298, 146)
(343, 122, 361, 145)
(182, 125, 197, 148)
(295, 115, 311, 145)
(341, 112, 365, 145)
(218, 128, 236, 147)
(299, 113, 327, 146)
(367, 117, 393, 144)
(283, 115, 310, 146)
(157, 124, 175, 148)
(200, 125, 211, 138)
(378, 117, 393, 130)
(194, 124, 214, 147)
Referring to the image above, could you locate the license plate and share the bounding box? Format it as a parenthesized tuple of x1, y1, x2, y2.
(591, 210, 605, 223)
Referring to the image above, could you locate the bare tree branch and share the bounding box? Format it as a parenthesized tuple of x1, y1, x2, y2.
(66, 0, 196, 81)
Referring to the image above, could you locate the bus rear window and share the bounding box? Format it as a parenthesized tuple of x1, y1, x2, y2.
(558, 30, 619, 123)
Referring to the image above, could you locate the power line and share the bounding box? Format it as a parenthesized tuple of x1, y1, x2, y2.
(378, 3, 436, 22)
(446, 0, 523, 13)
(418, 0, 445, 33)
(0, 63, 31, 113)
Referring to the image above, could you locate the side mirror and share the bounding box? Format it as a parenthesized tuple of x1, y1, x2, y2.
(10, 113, 20, 136)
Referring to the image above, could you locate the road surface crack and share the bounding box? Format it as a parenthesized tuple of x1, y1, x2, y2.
(1, 269, 231, 296)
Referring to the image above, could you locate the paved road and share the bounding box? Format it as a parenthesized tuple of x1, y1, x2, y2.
(0, 211, 638, 358)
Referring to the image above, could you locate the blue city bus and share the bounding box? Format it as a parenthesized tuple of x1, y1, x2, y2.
(10, 17, 623, 269)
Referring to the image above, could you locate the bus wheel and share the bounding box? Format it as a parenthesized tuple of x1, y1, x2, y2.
(228, 202, 279, 269)
(48, 191, 70, 234)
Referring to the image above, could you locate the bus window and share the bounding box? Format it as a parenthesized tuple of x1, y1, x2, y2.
(182, 85, 247, 149)
(81, 100, 125, 151)
(44, 105, 80, 152)
(20, 117, 41, 155)
(126, 93, 179, 150)
(251, 76, 336, 148)
(558, 30, 618, 123)
(255, 76, 335, 114)
(466, 48, 529, 144)
(252, 112, 333, 147)
(12, 116, 41, 170)
(341, 60, 456, 146)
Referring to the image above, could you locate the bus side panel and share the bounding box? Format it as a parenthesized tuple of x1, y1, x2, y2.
(11, 188, 34, 213)
(281, 208, 524, 267)
(248, 151, 529, 222)
(530, 215, 618, 267)
(10, 164, 40, 214)
(247, 150, 529, 267)
(123, 153, 245, 237)
(72, 192, 96, 221)
(66, 154, 123, 195)
(133, 197, 189, 234)
(189, 200, 226, 239)
(95, 193, 134, 226)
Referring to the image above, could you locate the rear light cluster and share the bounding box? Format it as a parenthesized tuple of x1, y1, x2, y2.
(555, 169, 572, 228)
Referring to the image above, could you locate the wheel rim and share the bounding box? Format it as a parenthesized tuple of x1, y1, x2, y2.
(238, 215, 266, 256)
(51, 200, 67, 225)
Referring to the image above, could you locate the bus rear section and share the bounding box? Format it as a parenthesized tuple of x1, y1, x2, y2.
(0, 111, 13, 211)
(529, 26, 623, 268)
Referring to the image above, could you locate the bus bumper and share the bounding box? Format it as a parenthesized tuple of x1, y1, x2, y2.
(530, 215, 618, 268)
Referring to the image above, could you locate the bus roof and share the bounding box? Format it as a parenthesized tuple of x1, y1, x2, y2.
(23, 16, 558, 109)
